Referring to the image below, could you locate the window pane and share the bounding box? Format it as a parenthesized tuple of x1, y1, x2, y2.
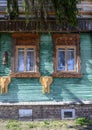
(26, 49, 35, 71)
(58, 49, 65, 70)
(17, 48, 24, 72)
(64, 112, 73, 118)
(68, 49, 74, 70)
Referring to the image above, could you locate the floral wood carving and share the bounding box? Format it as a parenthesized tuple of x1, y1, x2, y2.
(52, 72, 82, 78)
(40, 76, 53, 94)
(0, 76, 11, 94)
(10, 72, 40, 78)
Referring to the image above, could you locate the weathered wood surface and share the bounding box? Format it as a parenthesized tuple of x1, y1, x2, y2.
(0, 0, 92, 32)
(10, 72, 40, 78)
(0, 0, 92, 18)
(77, 0, 92, 17)
(0, 19, 91, 32)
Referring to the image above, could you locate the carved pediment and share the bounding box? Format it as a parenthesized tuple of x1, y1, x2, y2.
(53, 34, 80, 45)
(12, 33, 40, 45)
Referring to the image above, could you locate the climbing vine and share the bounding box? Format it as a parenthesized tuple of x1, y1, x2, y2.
(6, 0, 19, 19)
(6, 0, 80, 25)
(52, 0, 80, 25)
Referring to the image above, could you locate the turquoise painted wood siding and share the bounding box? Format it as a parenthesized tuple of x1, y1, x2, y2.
(0, 33, 92, 103)
(40, 34, 53, 76)
(0, 33, 11, 76)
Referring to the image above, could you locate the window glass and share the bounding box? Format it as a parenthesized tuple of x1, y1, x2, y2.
(64, 112, 73, 118)
(26, 49, 35, 72)
(58, 49, 65, 71)
(17, 47, 35, 72)
(17, 48, 24, 72)
(68, 49, 74, 71)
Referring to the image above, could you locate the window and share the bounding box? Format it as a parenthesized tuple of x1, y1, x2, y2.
(11, 33, 40, 78)
(57, 46, 76, 72)
(53, 34, 82, 78)
(16, 46, 36, 72)
(19, 109, 32, 118)
(61, 109, 75, 119)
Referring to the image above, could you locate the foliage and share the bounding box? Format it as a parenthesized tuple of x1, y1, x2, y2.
(76, 117, 89, 125)
(28, 122, 37, 128)
(52, 0, 79, 25)
(89, 119, 92, 125)
(6, 0, 80, 26)
(0, 119, 91, 130)
(6, 120, 21, 130)
(42, 120, 50, 127)
(6, 0, 19, 19)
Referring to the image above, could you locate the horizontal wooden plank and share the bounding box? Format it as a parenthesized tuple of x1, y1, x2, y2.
(0, 19, 91, 32)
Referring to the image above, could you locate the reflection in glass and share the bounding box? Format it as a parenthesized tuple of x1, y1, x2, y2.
(26, 49, 34, 71)
(68, 49, 74, 70)
(17, 48, 24, 72)
(58, 49, 65, 70)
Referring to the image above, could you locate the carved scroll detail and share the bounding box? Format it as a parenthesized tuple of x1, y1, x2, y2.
(40, 76, 53, 94)
(0, 76, 11, 94)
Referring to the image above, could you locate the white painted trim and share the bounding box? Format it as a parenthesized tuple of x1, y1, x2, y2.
(61, 109, 75, 120)
(0, 101, 92, 105)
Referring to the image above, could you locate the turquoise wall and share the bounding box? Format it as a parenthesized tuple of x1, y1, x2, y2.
(0, 33, 11, 76)
(0, 33, 92, 103)
(40, 34, 53, 76)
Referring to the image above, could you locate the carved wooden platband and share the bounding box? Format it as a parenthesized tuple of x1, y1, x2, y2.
(52, 33, 82, 78)
(12, 33, 40, 76)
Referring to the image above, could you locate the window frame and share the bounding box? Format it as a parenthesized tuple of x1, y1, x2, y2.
(61, 109, 75, 120)
(56, 45, 76, 73)
(52, 34, 82, 78)
(16, 45, 36, 73)
(11, 33, 40, 78)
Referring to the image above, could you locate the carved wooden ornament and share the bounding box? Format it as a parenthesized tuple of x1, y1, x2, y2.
(2, 51, 8, 65)
(0, 76, 11, 94)
(40, 76, 53, 94)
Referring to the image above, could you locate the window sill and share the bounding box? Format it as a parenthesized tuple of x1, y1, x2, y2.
(10, 72, 40, 78)
(52, 72, 82, 78)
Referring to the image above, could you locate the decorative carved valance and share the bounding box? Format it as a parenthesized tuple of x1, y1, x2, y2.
(12, 33, 40, 45)
(0, 19, 92, 32)
(12, 33, 39, 39)
(53, 34, 80, 45)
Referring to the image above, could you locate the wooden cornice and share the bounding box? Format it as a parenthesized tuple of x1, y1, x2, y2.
(0, 11, 92, 16)
(12, 33, 39, 39)
(0, 19, 92, 32)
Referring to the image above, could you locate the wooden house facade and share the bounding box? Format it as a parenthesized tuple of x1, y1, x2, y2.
(0, 0, 92, 119)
